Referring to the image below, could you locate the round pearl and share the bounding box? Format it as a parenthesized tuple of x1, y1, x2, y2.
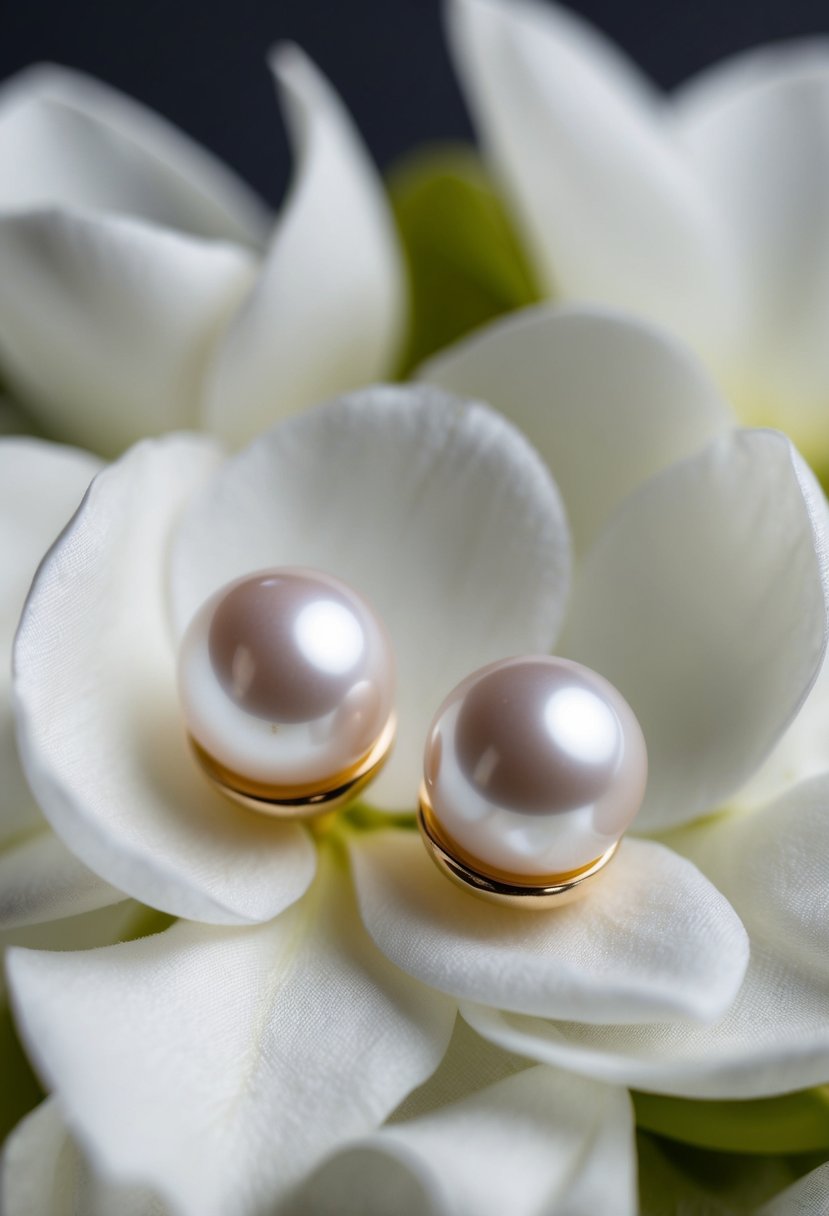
(179, 569, 394, 791)
(423, 656, 647, 878)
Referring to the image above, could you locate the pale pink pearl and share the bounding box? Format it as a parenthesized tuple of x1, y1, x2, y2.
(424, 656, 647, 877)
(179, 569, 394, 788)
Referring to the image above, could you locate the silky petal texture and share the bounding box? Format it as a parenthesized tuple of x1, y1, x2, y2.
(294, 1066, 636, 1216)
(736, 644, 829, 809)
(0, 439, 118, 926)
(0, 438, 101, 846)
(0, 210, 256, 456)
(676, 43, 829, 459)
(563, 429, 829, 831)
(1, 1100, 166, 1216)
(447, 0, 734, 358)
(420, 306, 734, 553)
(172, 386, 570, 810)
(7, 857, 456, 1216)
(0, 835, 123, 930)
(0, 64, 270, 245)
(758, 1162, 829, 1215)
(350, 831, 748, 1024)
(13, 434, 317, 924)
(389, 1012, 529, 1118)
(203, 45, 405, 446)
(0, 901, 138, 1000)
(465, 780, 829, 1098)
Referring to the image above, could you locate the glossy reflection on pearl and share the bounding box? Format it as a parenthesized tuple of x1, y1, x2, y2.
(179, 568, 395, 815)
(420, 656, 647, 904)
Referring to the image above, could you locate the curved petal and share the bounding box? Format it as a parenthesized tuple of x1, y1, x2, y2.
(563, 430, 829, 831)
(295, 1066, 635, 1216)
(447, 0, 734, 357)
(2, 1100, 166, 1215)
(0, 64, 270, 244)
(172, 385, 570, 810)
(203, 45, 406, 445)
(464, 978, 829, 1100)
(0, 833, 122, 930)
(736, 645, 829, 809)
(420, 306, 734, 552)
(13, 434, 317, 924)
(350, 830, 748, 1024)
(673, 774, 829, 991)
(0, 901, 140, 1001)
(676, 43, 829, 461)
(7, 855, 455, 1216)
(390, 1014, 529, 1118)
(0, 438, 101, 848)
(758, 1162, 829, 1215)
(466, 779, 829, 1098)
(0, 210, 256, 455)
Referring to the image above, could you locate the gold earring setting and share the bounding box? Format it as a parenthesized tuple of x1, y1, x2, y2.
(178, 568, 396, 817)
(419, 656, 647, 907)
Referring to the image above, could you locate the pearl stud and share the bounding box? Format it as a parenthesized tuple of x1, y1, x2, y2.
(419, 656, 647, 907)
(179, 568, 396, 817)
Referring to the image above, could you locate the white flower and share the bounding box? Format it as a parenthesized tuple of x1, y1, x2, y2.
(6, 311, 829, 1213)
(1, 383, 565, 1212)
(447, 0, 829, 466)
(0, 51, 404, 454)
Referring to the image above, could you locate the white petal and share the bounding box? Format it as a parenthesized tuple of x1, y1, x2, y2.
(673, 773, 829, 991)
(0, 1098, 169, 1216)
(676, 44, 829, 459)
(465, 778, 829, 1098)
(203, 46, 406, 446)
(0, 210, 256, 455)
(0, 64, 270, 244)
(0, 438, 101, 848)
(0, 900, 138, 1001)
(0, 833, 122, 930)
(7, 856, 455, 1216)
(420, 305, 734, 552)
(389, 1013, 530, 1118)
(296, 1065, 636, 1216)
(737, 643, 829, 808)
(447, 0, 734, 356)
(758, 1162, 829, 1215)
(0, 439, 116, 928)
(172, 385, 570, 810)
(563, 430, 829, 830)
(13, 434, 317, 924)
(350, 830, 748, 1023)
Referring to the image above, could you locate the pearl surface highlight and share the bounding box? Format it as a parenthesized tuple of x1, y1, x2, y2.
(179, 569, 395, 799)
(423, 656, 647, 880)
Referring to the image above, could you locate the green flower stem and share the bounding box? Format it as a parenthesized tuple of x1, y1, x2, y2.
(634, 1088, 829, 1154)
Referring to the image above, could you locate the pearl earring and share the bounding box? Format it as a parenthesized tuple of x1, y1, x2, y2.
(418, 656, 647, 907)
(178, 568, 396, 817)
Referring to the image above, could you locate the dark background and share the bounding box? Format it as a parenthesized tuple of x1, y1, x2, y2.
(2, 0, 827, 206)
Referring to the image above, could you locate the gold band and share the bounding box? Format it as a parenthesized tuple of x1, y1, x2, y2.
(190, 713, 397, 819)
(418, 784, 618, 908)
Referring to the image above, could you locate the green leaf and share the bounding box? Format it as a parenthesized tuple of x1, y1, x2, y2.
(634, 1088, 829, 1155)
(388, 145, 541, 375)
